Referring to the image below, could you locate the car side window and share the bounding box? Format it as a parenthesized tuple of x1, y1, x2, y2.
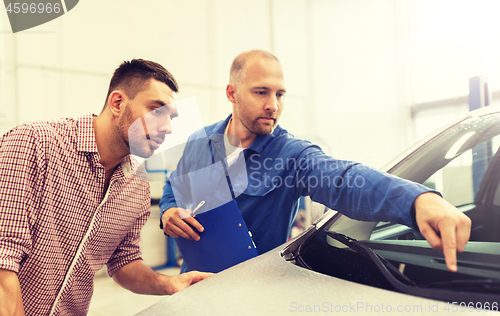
(422, 134, 500, 208)
(422, 148, 475, 207)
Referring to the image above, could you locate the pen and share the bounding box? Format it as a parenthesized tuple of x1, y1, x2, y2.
(191, 200, 205, 216)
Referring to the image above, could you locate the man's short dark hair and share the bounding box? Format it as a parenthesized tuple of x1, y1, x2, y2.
(102, 59, 179, 111)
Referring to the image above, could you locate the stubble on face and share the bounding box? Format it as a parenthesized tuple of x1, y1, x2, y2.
(234, 101, 277, 136)
(114, 79, 176, 159)
(232, 58, 284, 137)
(116, 104, 155, 158)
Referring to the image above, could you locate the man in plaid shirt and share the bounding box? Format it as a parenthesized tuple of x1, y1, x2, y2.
(0, 59, 212, 316)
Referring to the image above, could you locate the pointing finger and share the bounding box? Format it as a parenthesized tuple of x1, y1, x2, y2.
(439, 221, 458, 272)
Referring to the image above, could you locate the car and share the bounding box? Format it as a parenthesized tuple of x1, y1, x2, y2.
(138, 106, 500, 315)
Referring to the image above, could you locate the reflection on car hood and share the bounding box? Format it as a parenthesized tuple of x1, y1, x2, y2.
(138, 244, 479, 316)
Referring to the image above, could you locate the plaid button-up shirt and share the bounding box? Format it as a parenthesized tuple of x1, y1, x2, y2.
(0, 114, 150, 315)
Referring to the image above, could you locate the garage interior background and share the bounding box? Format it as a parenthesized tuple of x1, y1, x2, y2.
(1, 0, 500, 303)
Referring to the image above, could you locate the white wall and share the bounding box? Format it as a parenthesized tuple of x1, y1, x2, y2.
(309, 0, 410, 168)
(0, 0, 413, 167)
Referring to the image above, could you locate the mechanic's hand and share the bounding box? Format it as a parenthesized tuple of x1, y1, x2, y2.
(161, 207, 204, 241)
(414, 192, 471, 272)
(166, 271, 214, 294)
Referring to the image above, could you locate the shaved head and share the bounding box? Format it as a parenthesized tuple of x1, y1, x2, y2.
(229, 50, 281, 87)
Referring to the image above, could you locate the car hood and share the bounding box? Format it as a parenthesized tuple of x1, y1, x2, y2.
(137, 242, 480, 316)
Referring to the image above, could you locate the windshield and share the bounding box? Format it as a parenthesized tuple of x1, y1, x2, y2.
(374, 112, 500, 243)
(288, 111, 500, 302)
(390, 113, 500, 208)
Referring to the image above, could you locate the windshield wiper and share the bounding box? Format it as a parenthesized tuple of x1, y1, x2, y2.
(424, 279, 500, 293)
(325, 231, 416, 286)
(325, 231, 500, 303)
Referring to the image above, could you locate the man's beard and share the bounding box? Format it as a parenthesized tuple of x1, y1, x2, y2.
(236, 107, 277, 136)
(116, 106, 154, 158)
(116, 105, 133, 150)
(241, 114, 276, 135)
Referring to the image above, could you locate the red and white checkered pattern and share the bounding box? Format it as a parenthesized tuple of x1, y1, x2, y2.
(0, 114, 150, 315)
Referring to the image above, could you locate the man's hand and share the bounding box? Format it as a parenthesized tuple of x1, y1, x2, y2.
(112, 260, 213, 295)
(161, 207, 204, 241)
(414, 192, 471, 272)
(165, 271, 214, 294)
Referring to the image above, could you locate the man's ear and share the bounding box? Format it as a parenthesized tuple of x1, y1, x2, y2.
(226, 84, 237, 104)
(107, 91, 126, 118)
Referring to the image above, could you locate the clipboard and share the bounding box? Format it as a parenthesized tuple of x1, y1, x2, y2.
(175, 199, 258, 273)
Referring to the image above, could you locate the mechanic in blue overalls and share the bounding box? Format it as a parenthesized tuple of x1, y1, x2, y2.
(159, 50, 471, 274)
